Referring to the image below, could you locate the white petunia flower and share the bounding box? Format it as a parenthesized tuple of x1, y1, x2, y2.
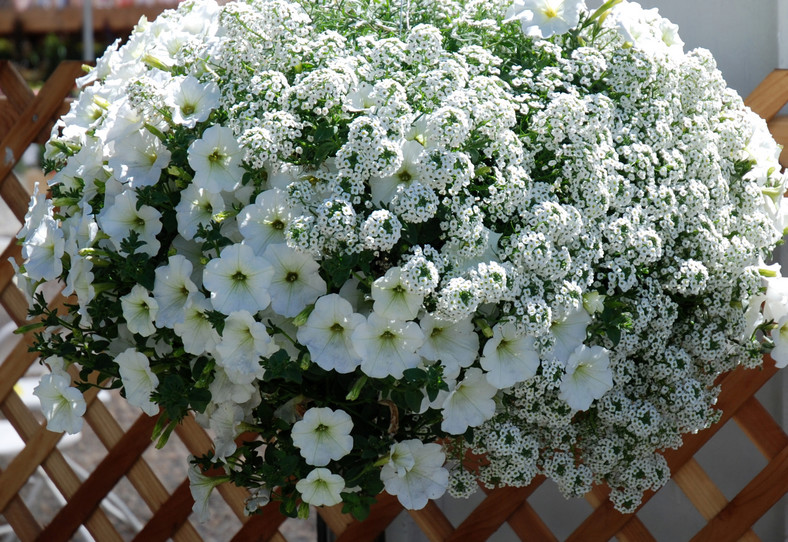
(154, 254, 198, 327)
(352, 313, 425, 379)
(548, 307, 591, 363)
(115, 348, 159, 416)
(441, 367, 497, 435)
(173, 296, 220, 355)
(166, 75, 220, 128)
(22, 216, 64, 281)
(175, 183, 226, 241)
(480, 322, 540, 389)
(559, 344, 614, 411)
(215, 310, 276, 385)
(370, 139, 421, 206)
(120, 284, 159, 337)
(99, 189, 162, 256)
(291, 407, 354, 466)
(418, 314, 479, 380)
(296, 468, 345, 507)
(762, 276, 788, 322)
(107, 129, 171, 187)
(380, 440, 449, 510)
(769, 314, 788, 369)
(238, 189, 296, 255)
(33, 372, 87, 434)
(506, 0, 585, 38)
(203, 244, 273, 315)
(18, 183, 52, 240)
(209, 401, 245, 459)
(296, 294, 365, 373)
(209, 366, 258, 405)
(371, 267, 424, 321)
(188, 125, 244, 194)
(187, 461, 229, 523)
(262, 244, 327, 317)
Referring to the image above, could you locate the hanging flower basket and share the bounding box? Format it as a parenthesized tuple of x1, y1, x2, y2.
(15, 0, 788, 522)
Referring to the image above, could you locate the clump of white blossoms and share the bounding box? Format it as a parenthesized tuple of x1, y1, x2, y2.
(17, 0, 788, 519)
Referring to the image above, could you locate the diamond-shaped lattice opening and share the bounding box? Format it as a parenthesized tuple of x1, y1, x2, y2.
(637, 478, 705, 541)
(528, 479, 592, 540)
(279, 514, 317, 541)
(694, 418, 768, 501)
(754, 368, 786, 425)
(753, 492, 788, 540)
(13, 142, 47, 198)
(196, 483, 243, 540)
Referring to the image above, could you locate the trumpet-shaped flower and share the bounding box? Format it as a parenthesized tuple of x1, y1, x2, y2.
(441, 367, 497, 435)
(166, 75, 220, 128)
(480, 322, 540, 388)
(548, 307, 591, 364)
(418, 314, 479, 380)
(107, 129, 171, 187)
(559, 345, 614, 411)
(296, 468, 345, 507)
(506, 0, 585, 38)
(203, 244, 273, 315)
(99, 189, 162, 256)
(115, 348, 159, 416)
(120, 284, 159, 337)
(209, 401, 245, 459)
(769, 314, 788, 368)
(352, 313, 425, 379)
(154, 254, 198, 327)
(188, 461, 230, 523)
(296, 294, 365, 373)
(238, 189, 296, 255)
(291, 407, 353, 466)
(173, 296, 221, 355)
(371, 267, 424, 321)
(22, 216, 64, 281)
(34, 372, 87, 434)
(215, 310, 276, 385)
(188, 124, 244, 193)
(175, 183, 226, 241)
(262, 243, 326, 317)
(380, 440, 449, 510)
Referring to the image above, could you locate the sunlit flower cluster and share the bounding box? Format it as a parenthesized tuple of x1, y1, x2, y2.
(19, 0, 787, 518)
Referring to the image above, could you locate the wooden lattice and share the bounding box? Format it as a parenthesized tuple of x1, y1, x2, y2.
(0, 59, 786, 541)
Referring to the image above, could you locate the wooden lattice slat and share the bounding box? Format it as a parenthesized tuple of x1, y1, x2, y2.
(0, 59, 786, 542)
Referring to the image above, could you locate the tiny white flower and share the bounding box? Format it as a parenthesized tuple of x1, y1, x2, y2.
(418, 314, 479, 380)
(154, 255, 198, 327)
(291, 407, 354, 466)
(440, 367, 497, 435)
(33, 372, 87, 434)
(166, 75, 220, 128)
(215, 310, 276, 385)
(188, 124, 244, 194)
(262, 244, 327, 317)
(296, 468, 345, 507)
(297, 294, 365, 373)
(352, 313, 425, 379)
(115, 348, 159, 416)
(480, 322, 540, 389)
(380, 440, 449, 510)
(203, 244, 273, 315)
(371, 267, 424, 321)
(120, 284, 159, 337)
(559, 344, 614, 411)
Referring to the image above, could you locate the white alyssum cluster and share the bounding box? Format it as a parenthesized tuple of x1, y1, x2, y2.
(19, 0, 787, 518)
